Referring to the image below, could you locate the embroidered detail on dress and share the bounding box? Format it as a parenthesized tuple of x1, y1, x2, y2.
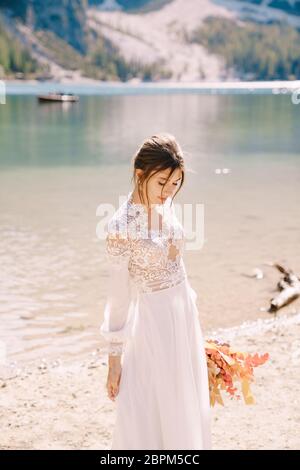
(105, 190, 187, 293)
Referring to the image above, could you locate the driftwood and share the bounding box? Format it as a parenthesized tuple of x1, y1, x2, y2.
(268, 263, 300, 313)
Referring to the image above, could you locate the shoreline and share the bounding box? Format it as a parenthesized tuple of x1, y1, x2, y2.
(1, 307, 299, 450)
(2, 79, 300, 96)
(1, 306, 299, 376)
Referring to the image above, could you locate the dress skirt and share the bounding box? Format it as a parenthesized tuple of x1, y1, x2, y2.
(110, 278, 212, 450)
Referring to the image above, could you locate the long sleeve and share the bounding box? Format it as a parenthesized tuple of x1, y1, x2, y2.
(100, 229, 134, 356)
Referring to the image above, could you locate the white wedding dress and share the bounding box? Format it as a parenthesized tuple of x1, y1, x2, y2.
(100, 190, 212, 450)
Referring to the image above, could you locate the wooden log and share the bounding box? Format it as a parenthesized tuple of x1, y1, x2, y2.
(268, 263, 300, 313)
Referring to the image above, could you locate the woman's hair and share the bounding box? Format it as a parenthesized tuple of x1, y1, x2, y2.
(131, 132, 185, 207)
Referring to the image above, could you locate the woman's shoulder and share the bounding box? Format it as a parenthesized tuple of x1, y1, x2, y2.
(106, 193, 137, 239)
(105, 197, 134, 260)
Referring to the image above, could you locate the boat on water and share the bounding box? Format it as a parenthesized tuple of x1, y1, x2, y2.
(37, 92, 79, 103)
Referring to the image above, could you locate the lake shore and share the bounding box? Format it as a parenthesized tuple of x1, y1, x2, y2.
(1, 309, 299, 450)
(2, 78, 300, 95)
(1, 85, 299, 450)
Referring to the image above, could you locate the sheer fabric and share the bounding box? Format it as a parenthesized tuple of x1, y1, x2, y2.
(99, 190, 212, 450)
(100, 191, 187, 355)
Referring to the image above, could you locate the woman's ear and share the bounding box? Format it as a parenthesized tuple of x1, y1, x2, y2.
(135, 169, 143, 181)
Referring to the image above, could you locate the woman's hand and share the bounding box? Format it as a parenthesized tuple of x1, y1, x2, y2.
(106, 362, 122, 401)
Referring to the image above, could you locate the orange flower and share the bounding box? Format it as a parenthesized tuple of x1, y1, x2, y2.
(204, 339, 269, 407)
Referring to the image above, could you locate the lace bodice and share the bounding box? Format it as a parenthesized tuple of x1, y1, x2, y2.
(100, 190, 188, 356)
(106, 191, 187, 293)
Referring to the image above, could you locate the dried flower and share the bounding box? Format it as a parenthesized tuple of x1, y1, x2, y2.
(205, 339, 270, 407)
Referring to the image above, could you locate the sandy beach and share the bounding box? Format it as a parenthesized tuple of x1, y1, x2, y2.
(1, 85, 299, 450)
(1, 0, 300, 452)
(1, 307, 299, 450)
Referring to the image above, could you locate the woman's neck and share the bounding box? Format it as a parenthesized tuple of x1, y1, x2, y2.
(131, 187, 151, 210)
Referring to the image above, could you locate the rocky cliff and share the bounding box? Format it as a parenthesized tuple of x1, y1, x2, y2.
(0, 0, 88, 53)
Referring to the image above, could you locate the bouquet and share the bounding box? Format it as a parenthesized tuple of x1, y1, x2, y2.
(204, 339, 270, 407)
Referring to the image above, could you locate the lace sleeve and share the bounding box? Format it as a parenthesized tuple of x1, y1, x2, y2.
(99, 226, 133, 356)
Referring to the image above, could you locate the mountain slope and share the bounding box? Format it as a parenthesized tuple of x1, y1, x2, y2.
(87, 0, 300, 81)
(88, 0, 238, 81)
(0, 0, 88, 53)
(1, 0, 300, 81)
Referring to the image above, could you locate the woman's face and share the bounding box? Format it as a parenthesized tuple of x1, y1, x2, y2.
(137, 168, 183, 206)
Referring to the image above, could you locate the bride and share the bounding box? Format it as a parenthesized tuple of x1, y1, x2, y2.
(100, 132, 212, 450)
